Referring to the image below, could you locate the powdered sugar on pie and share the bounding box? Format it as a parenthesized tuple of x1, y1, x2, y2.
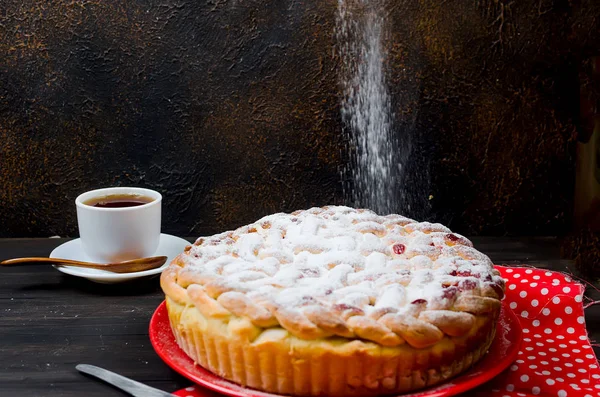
(166, 206, 504, 346)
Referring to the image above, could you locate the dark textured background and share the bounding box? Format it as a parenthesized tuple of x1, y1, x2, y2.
(1, 0, 599, 239)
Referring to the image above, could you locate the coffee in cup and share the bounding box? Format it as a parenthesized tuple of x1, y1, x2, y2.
(75, 187, 162, 263)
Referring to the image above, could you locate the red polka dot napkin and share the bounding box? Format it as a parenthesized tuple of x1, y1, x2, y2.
(469, 266, 600, 397)
(173, 266, 600, 397)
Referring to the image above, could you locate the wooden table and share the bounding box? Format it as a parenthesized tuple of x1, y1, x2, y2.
(1, 237, 599, 396)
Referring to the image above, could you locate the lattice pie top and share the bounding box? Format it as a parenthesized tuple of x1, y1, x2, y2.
(162, 206, 505, 349)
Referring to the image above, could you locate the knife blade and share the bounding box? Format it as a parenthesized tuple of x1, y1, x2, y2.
(76, 364, 176, 397)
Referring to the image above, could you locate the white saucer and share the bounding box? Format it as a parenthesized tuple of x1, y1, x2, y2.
(49, 233, 190, 284)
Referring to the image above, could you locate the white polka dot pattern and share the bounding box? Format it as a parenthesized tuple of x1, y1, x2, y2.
(473, 266, 600, 397)
(172, 266, 600, 397)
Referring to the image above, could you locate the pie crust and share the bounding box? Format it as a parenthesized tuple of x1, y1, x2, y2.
(160, 206, 505, 396)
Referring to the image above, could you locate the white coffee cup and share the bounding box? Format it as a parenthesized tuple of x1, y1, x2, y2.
(75, 187, 162, 263)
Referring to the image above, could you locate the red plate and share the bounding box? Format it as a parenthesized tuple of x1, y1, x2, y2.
(150, 301, 521, 397)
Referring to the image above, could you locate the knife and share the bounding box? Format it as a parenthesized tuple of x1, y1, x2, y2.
(76, 364, 176, 397)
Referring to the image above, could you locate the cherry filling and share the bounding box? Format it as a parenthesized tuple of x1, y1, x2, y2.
(446, 234, 460, 242)
(442, 278, 478, 293)
(441, 286, 458, 300)
(334, 303, 354, 311)
(449, 269, 482, 278)
(411, 299, 427, 305)
(392, 243, 406, 255)
(333, 303, 364, 316)
(458, 279, 477, 291)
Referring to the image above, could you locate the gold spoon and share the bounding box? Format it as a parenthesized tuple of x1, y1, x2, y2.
(0, 256, 168, 273)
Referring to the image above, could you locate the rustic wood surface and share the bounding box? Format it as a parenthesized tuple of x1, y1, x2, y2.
(0, 237, 598, 396)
